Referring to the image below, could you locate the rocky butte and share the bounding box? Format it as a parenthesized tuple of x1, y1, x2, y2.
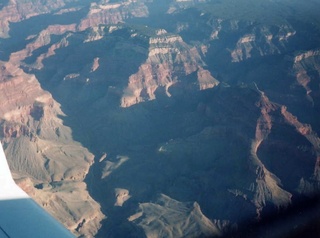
(0, 0, 320, 237)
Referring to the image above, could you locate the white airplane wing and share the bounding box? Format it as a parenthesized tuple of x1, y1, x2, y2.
(0, 142, 75, 238)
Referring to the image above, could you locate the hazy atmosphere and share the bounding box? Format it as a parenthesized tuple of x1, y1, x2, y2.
(1, 0, 320, 237)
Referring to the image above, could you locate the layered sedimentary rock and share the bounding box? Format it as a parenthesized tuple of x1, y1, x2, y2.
(281, 106, 320, 183)
(230, 24, 295, 62)
(293, 50, 320, 105)
(10, 24, 76, 67)
(0, 0, 320, 237)
(0, 60, 104, 237)
(121, 30, 219, 107)
(13, 23, 219, 109)
(247, 88, 320, 213)
(0, 0, 78, 38)
(249, 90, 292, 217)
(78, 0, 149, 31)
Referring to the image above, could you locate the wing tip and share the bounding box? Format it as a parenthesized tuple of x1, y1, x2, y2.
(0, 142, 29, 200)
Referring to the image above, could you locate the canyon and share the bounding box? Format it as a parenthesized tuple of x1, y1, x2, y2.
(1, 0, 320, 237)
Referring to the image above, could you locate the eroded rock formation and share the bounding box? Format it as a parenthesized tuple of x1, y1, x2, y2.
(129, 194, 231, 238)
(0, 60, 104, 237)
(78, 0, 149, 31)
(121, 31, 219, 107)
(0, 0, 320, 237)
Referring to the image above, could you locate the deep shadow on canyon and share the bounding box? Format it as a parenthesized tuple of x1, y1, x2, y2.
(1, 2, 320, 235)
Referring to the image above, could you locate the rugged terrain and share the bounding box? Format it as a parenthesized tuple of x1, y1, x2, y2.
(0, 60, 104, 237)
(1, 0, 320, 237)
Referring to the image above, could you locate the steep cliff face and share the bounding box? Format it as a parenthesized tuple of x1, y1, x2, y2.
(174, 13, 296, 62)
(157, 85, 320, 222)
(0, 0, 149, 39)
(230, 24, 295, 62)
(1, 0, 320, 237)
(249, 90, 292, 217)
(0, 0, 78, 38)
(121, 30, 219, 107)
(1, 38, 90, 181)
(293, 50, 320, 105)
(10, 24, 76, 66)
(165, 1, 319, 66)
(13, 23, 218, 108)
(281, 106, 320, 185)
(0, 60, 104, 237)
(246, 89, 320, 214)
(167, 0, 212, 14)
(78, 0, 149, 31)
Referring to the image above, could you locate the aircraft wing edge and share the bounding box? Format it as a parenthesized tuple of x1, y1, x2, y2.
(0, 142, 75, 238)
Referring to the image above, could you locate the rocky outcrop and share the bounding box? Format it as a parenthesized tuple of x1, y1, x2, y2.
(129, 194, 231, 238)
(249, 91, 292, 217)
(0, 60, 104, 237)
(9, 24, 76, 67)
(78, 0, 149, 31)
(230, 25, 295, 62)
(101, 155, 129, 179)
(0, 0, 319, 237)
(281, 106, 320, 183)
(245, 87, 320, 216)
(83, 25, 108, 42)
(15, 178, 105, 238)
(0, 62, 45, 120)
(0, 0, 75, 38)
(293, 49, 320, 105)
(167, 0, 212, 14)
(114, 188, 131, 207)
(90, 57, 100, 72)
(121, 30, 219, 107)
(0, 61, 79, 169)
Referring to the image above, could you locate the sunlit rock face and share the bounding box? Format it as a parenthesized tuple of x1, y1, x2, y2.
(1, 0, 320, 237)
(129, 194, 232, 238)
(293, 50, 320, 105)
(13, 23, 218, 108)
(121, 30, 219, 107)
(0, 61, 90, 182)
(0, 59, 104, 237)
(78, 0, 149, 31)
(9, 24, 77, 69)
(0, 0, 79, 38)
(230, 24, 296, 62)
